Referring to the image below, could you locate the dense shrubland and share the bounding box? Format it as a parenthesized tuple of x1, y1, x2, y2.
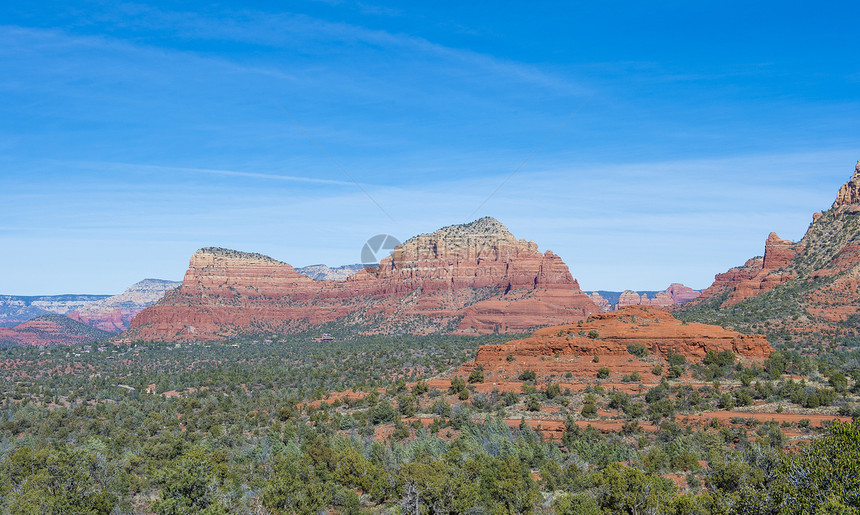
(0, 332, 858, 513)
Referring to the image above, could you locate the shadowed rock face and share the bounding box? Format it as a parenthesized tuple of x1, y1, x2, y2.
(126, 217, 600, 341)
(679, 161, 860, 337)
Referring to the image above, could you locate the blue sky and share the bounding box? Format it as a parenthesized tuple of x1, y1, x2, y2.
(1, 1, 859, 294)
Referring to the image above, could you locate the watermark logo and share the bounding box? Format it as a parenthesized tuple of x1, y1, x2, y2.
(361, 234, 401, 268)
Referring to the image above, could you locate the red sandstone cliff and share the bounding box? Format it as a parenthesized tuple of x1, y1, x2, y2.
(126, 217, 600, 341)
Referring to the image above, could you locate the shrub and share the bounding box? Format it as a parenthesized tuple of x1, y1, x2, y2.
(627, 343, 648, 358)
(734, 389, 753, 407)
(449, 376, 466, 394)
(597, 367, 610, 379)
(397, 394, 416, 417)
(468, 367, 485, 384)
(412, 380, 429, 396)
(667, 352, 687, 367)
(369, 401, 397, 425)
(667, 365, 684, 379)
(518, 370, 537, 381)
(544, 383, 562, 399)
(829, 372, 848, 393)
(581, 403, 597, 418)
(704, 350, 736, 368)
(554, 493, 599, 515)
(431, 399, 452, 418)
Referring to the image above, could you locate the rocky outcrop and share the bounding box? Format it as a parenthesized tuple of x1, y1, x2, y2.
(715, 232, 800, 306)
(686, 257, 765, 308)
(0, 315, 112, 346)
(665, 283, 702, 304)
(462, 305, 771, 379)
(589, 292, 612, 312)
(832, 161, 860, 207)
(126, 218, 600, 341)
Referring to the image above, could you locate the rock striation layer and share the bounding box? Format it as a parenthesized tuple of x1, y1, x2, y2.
(126, 217, 600, 341)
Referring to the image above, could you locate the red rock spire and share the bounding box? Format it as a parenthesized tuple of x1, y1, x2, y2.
(832, 161, 860, 207)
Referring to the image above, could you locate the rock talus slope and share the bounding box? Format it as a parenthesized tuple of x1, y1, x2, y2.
(127, 217, 600, 341)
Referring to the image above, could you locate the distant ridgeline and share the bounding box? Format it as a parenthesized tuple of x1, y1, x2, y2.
(0, 279, 179, 344)
(0, 294, 109, 327)
(586, 283, 701, 312)
(125, 217, 603, 342)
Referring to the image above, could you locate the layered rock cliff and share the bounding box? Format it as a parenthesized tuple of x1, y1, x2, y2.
(677, 160, 860, 343)
(126, 218, 600, 341)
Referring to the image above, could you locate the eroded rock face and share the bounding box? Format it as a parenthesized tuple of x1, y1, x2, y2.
(126, 218, 600, 341)
(464, 305, 771, 378)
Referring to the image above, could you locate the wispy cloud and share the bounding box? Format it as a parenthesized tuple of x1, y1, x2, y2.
(64, 4, 588, 94)
(85, 161, 358, 186)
